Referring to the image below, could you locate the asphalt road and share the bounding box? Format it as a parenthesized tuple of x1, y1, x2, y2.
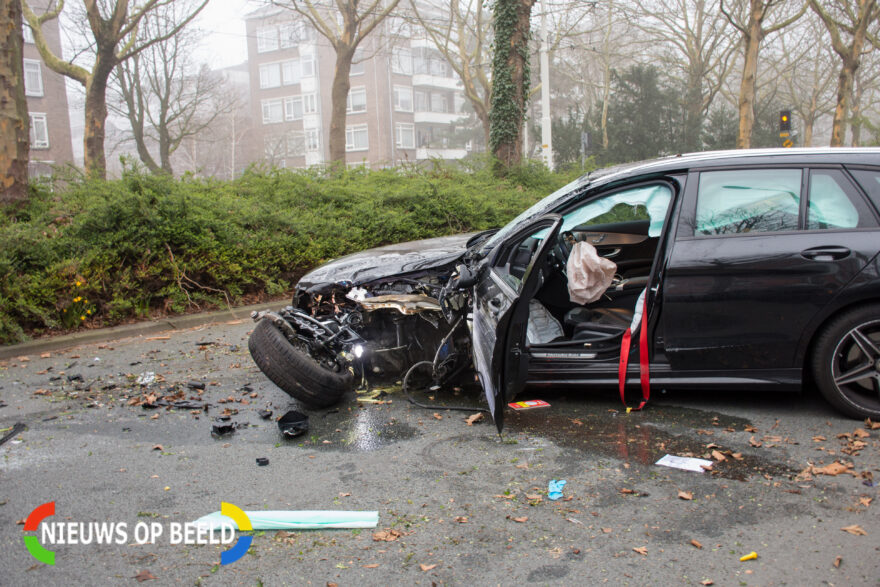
(1, 317, 878, 586)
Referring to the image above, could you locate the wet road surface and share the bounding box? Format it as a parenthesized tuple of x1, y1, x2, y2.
(1, 319, 878, 585)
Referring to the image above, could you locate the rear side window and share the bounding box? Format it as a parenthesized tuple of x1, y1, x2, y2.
(807, 169, 874, 230)
(849, 169, 880, 212)
(695, 169, 802, 235)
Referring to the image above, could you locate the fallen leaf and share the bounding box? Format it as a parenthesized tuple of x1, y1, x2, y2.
(40, 352, 51, 358)
(151, 445, 163, 451)
(363, 564, 379, 568)
(678, 491, 694, 501)
(571, 418, 583, 426)
(744, 425, 758, 432)
(813, 462, 853, 476)
(515, 463, 529, 469)
(419, 563, 437, 571)
(494, 494, 517, 499)
(16, 519, 26, 525)
(465, 412, 484, 425)
(511, 516, 528, 523)
(339, 492, 351, 497)
(150, 414, 159, 420)
(812, 435, 827, 442)
(372, 529, 404, 542)
(700, 580, 714, 586)
(144, 336, 170, 341)
(749, 436, 763, 448)
(690, 539, 703, 549)
(711, 450, 726, 462)
(619, 488, 636, 494)
(601, 527, 612, 534)
(525, 493, 543, 502)
(833, 556, 842, 568)
(840, 524, 867, 536)
(454, 516, 468, 523)
(17, 356, 30, 362)
(858, 497, 872, 507)
(632, 546, 648, 556)
(865, 418, 880, 430)
(133, 570, 156, 582)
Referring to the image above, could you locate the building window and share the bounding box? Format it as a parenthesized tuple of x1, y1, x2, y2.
(414, 90, 428, 112)
(281, 60, 301, 85)
(345, 124, 369, 151)
(306, 128, 321, 151)
(346, 87, 367, 114)
(29, 113, 49, 149)
(22, 23, 34, 43)
(396, 123, 415, 149)
(261, 99, 283, 124)
(23, 59, 43, 97)
(392, 47, 412, 75)
(284, 96, 303, 120)
(259, 63, 281, 89)
(279, 22, 313, 48)
(302, 93, 318, 114)
(412, 48, 428, 75)
(287, 131, 306, 156)
(393, 86, 413, 112)
(300, 54, 315, 78)
(256, 26, 279, 53)
(431, 93, 448, 113)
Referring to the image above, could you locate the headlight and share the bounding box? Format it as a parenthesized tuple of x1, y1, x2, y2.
(353, 344, 365, 358)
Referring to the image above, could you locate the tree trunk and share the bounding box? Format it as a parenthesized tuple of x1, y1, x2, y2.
(83, 55, 116, 178)
(489, 0, 534, 168)
(1, 0, 29, 205)
(850, 76, 863, 146)
(736, 1, 764, 149)
(830, 54, 859, 147)
(328, 48, 354, 165)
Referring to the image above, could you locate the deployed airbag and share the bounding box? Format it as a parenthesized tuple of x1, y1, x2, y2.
(566, 241, 617, 304)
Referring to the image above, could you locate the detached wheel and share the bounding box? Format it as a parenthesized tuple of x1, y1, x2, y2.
(248, 319, 353, 408)
(812, 304, 880, 419)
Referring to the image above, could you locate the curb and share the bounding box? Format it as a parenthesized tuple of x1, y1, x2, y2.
(0, 300, 284, 360)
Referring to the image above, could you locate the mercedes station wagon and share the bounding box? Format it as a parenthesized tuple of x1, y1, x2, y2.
(249, 148, 880, 430)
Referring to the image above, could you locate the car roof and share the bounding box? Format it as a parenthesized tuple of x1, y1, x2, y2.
(588, 148, 880, 187)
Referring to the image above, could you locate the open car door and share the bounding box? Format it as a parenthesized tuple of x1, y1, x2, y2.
(472, 214, 563, 432)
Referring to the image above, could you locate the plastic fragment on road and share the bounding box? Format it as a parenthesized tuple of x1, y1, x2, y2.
(193, 510, 379, 531)
(655, 454, 714, 473)
(548, 479, 567, 501)
(508, 400, 551, 410)
(739, 551, 758, 561)
(278, 410, 309, 437)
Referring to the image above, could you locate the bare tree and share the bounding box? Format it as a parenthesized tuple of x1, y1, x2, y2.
(409, 0, 492, 146)
(720, 0, 806, 148)
(1, 1, 29, 205)
(272, 0, 401, 165)
(629, 0, 739, 152)
(21, 0, 209, 178)
(110, 4, 235, 175)
(808, 0, 880, 146)
(849, 42, 880, 144)
(772, 14, 838, 146)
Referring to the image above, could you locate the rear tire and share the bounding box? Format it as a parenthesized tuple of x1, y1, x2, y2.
(812, 304, 880, 419)
(248, 319, 352, 408)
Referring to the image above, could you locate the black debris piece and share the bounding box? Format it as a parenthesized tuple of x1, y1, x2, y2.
(186, 381, 206, 390)
(258, 409, 273, 420)
(239, 384, 253, 392)
(278, 410, 309, 438)
(0, 401, 7, 409)
(0, 423, 26, 447)
(49, 376, 62, 382)
(212, 419, 236, 436)
(195, 341, 216, 347)
(256, 457, 269, 466)
(171, 400, 205, 410)
(67, 374, 84, 382)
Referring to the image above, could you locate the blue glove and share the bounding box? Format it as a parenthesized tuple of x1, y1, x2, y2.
(548, 479, 567, 501)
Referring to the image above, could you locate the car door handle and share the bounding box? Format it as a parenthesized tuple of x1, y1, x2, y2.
(801, 246, 851, 261)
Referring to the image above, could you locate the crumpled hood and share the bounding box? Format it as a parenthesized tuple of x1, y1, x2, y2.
(297, 233, 475, 293)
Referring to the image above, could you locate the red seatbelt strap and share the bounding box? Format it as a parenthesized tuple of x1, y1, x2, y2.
(618, 294, 650, 412)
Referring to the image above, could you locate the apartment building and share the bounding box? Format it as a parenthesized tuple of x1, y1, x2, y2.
(21, 8, 74, 175)
(244, 6, 473, 169)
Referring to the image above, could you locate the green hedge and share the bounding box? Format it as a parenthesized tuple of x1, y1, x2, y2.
(0, 160, 582, 344)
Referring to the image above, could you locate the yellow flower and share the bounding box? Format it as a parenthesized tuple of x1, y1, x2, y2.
(73, 296, 82, 303)
(80, 315, 85, 321)
(76, 281, 82, 287)
(86, 310, 91, 315)
(63, 309, 67, 313)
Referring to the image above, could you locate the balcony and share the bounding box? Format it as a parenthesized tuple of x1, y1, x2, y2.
(412, 74, 461, 90)
(413, 111, 465, 125)
(417, 147, 468, 160)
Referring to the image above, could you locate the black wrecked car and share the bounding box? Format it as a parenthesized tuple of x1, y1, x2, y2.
(249, 148, 880, 429)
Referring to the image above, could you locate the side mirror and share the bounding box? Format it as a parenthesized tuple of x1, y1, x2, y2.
(451, 264, 476, 289)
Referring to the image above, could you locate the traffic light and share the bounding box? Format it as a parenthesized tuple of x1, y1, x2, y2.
(779, 110, 792, 132)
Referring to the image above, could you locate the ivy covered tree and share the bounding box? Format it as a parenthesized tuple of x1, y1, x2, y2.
(489, 0, 534, 171)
